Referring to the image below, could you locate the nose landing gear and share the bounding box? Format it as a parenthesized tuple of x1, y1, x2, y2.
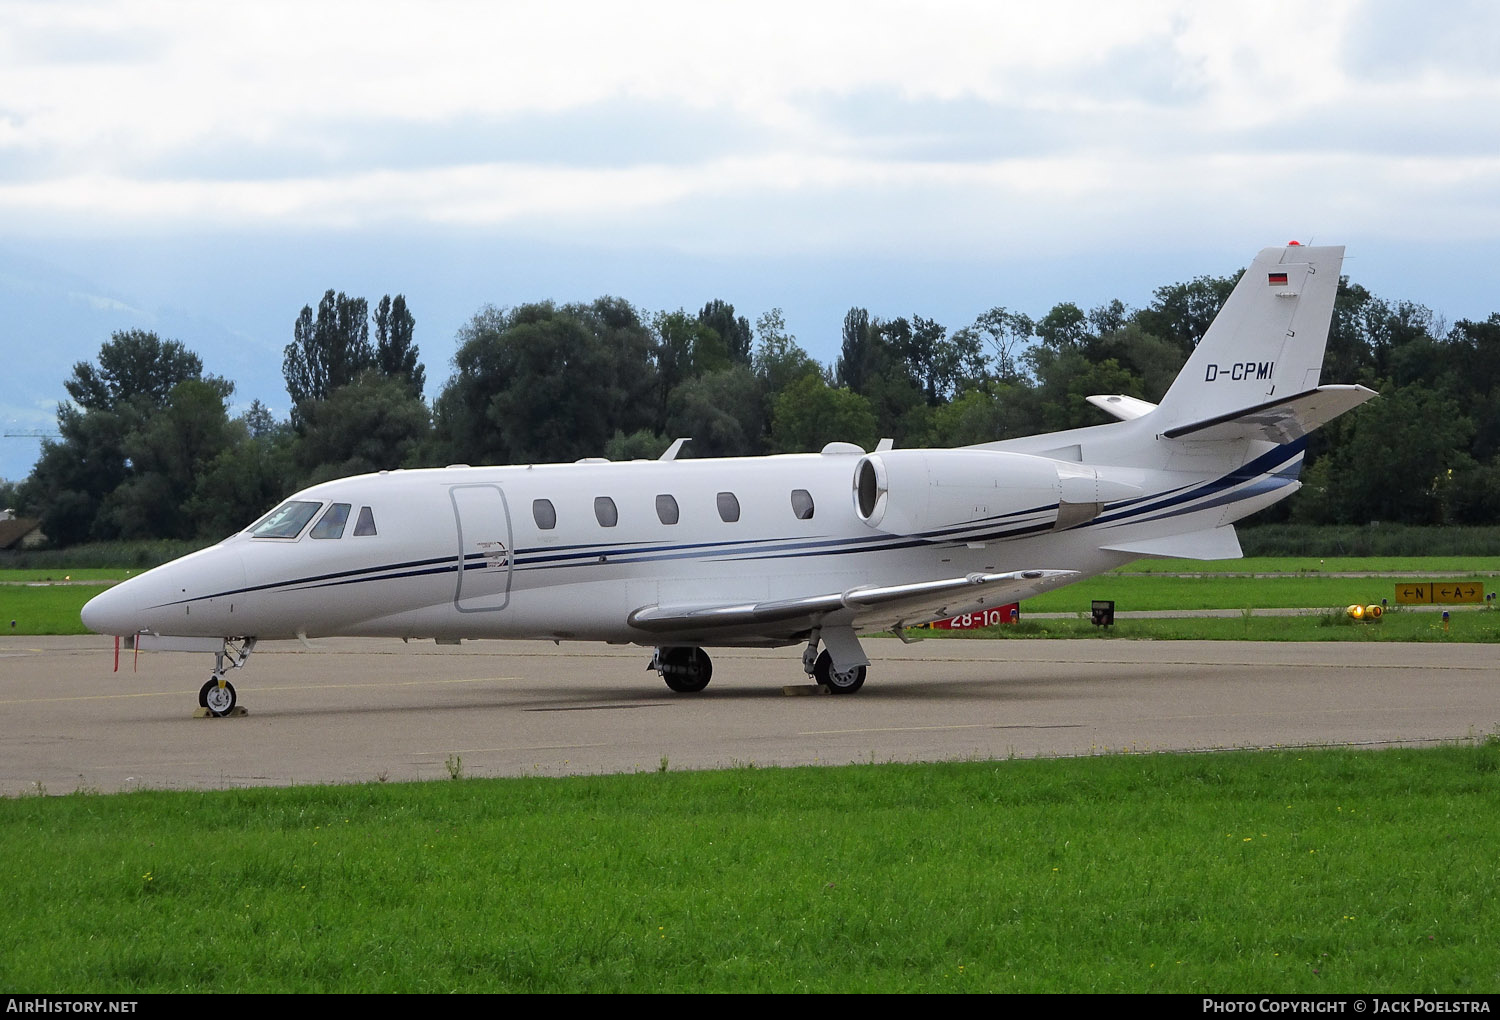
(195, 638, 255, 717)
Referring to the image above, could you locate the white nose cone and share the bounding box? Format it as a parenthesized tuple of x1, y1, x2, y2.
(81, 584, 135, 636)
(79, 544, 248, 637)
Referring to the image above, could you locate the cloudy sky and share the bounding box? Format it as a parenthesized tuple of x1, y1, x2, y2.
(3, 0, 1499, 479)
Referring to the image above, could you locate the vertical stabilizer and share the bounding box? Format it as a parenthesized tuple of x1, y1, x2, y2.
(1155, 244, 1344, 431)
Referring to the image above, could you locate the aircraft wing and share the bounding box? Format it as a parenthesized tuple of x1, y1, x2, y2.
(627, 569, 1077, 640)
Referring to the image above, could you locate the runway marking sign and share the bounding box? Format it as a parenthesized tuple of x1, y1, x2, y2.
(1394, 581, 1483, 605)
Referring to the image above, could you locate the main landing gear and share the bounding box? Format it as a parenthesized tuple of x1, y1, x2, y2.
(650, 626, 870, 695)
(197, 638, 256, 717)
(811, 650, 866, 694)
(651, 646, 713, 692)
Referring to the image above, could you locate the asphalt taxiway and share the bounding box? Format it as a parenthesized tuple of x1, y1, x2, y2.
(1, 636, 1496, 794)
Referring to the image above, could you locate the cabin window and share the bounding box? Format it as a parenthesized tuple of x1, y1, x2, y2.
(594, 496, 618, 527)
(655, 494, 680, 525)
(532, 499, 557, 530)
(249, 500, 322, 539)
(310, 502, 352, 539)
(791, 489, 815, 520)
(716, 491, 740, 523)
(353, 506, 377, 536)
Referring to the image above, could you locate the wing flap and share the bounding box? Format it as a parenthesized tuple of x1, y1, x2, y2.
(627, 569, 1077, 637)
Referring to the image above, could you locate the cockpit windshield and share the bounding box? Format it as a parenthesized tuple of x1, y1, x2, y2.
(248, 500, 323, 539)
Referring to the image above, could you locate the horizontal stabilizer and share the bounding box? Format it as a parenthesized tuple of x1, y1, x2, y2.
(1100, 526, 1243, 561)
(1161, 384, 1377, 443)
(628, 569, 1077, 636)
(1087, 393, 1158, 421)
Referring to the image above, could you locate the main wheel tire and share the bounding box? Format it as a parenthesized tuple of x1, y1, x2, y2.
(813, 650, 866, 694)
(659, 647, 712, 693)
(200, 677, 237, 716)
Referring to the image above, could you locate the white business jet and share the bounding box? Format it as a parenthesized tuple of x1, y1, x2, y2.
(82, 244, 1374, 714)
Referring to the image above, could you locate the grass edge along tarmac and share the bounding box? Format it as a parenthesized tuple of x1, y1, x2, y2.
(3, 742, 1498, 993)
(4, 558, 1498, 638)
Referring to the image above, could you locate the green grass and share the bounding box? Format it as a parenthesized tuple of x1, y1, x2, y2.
(1109, 556, 1500, 574)
(2, 744, 1497, 992)
(914, 608, 1500, 643)
(0, 568, 137, 581)
(0, 582, 110, 635)
(1023, 573, 1498, 613)
(4, 558, 1498, 638)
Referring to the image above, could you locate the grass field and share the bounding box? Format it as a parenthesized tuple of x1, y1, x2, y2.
(1110, 556, 1500, 574)
(1022, 573, 1498, 613)
(2, 743, 1496, 993)
(3, 559, 1497, 638)
(915, 609, 1500, 643)
(0, 582, 110, 635)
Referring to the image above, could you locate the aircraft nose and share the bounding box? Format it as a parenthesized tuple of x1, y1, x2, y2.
(80, 545, 249, 637)
(81, 583, 135, 636)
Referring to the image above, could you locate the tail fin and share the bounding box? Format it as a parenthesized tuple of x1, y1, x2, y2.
(1154, 244, 1350, 433)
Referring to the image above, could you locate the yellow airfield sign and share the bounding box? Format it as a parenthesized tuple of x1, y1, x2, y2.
(1394, 581, 1484, 605)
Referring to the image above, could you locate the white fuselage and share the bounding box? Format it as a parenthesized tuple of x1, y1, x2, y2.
(79, 437, 1301, 648)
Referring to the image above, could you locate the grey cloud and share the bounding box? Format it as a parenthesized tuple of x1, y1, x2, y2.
(121, 100, 776, 181)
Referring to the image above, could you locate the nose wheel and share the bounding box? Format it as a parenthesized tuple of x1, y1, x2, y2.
(198, 675, 238, 717)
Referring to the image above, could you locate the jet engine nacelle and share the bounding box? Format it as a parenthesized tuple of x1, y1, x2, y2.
(852, 449, 1135, 539)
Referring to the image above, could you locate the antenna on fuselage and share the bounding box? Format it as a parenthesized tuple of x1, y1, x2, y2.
(659, 438, 693, 461)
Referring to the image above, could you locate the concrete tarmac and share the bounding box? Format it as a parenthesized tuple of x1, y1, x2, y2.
(1, 635, 1496, 794)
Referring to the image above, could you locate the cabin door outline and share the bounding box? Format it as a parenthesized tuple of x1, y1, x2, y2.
(450, 483, 514, 613)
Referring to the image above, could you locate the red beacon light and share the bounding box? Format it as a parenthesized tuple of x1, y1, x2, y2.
(1287, 240, 1302, 245)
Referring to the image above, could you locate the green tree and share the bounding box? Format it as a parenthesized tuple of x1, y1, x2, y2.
(64, 329, 206, 412)
(99, 380, 235, 539)
(835, 308, 875, 392)
(962, 307, 1033, 382)
(23, 331, 230, 545)
(1133, 272, 1240, 358)
(293, 375, 431, 485)
(769, 375, 878, 453)
(187, 405, 297, 538)
(433, 299, 657, 465)
(1440, 315, 1500, 461)
(372, 294, 425, 397)
(752, 309, 821, 399)
(1295, 385, 1474, 525)
(696, 299, 752, 365)
(665, 366, 766, 457)
(283, 290, 374, 412)
(651, 309, 731, 423)
(921, 382, 1042, 447)
(603, 429, 673, 461)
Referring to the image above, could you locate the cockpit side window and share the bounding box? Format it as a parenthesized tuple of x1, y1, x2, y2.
(353, 506, 377, 536)
(310, 503, 352, 539)
(249, 500, 322, 539)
